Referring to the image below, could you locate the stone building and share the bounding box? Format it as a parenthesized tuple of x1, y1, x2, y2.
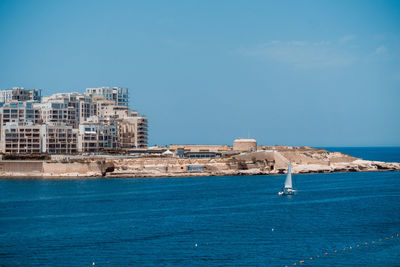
(233, 138, 257, 152)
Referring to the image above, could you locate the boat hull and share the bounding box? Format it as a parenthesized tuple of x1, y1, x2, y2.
(278, 189, 296, 196)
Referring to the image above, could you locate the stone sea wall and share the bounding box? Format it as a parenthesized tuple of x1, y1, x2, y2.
(0, 148, 399, 178)
(0, 160, 113, 178)
(107, 149, 400, 178)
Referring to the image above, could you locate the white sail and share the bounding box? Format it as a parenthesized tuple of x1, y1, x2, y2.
(284, 162, 293, 189)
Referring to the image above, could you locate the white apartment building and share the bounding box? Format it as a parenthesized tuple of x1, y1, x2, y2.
(78, 118, 118, 153)
(0, 101, 41, 125)
(86, 87, 129, 107)
(99, 105, 148, 149)
(35, 101, 77, 127)
(44, 125, 78, 154)
(0, 123, 79, 154)
(0, 86, 147, 154)
(0, 87, 41, 103)
(1, 124, 45, 154)
(117, 116, 148, 149)
(39, 93, 97, 128)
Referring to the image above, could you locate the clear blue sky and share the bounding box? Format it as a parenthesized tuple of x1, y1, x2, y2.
(0, 0, 399, 147)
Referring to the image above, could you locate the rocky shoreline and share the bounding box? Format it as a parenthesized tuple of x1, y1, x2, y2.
(0, 147, 399, 178)
(106, 147, 400, 178)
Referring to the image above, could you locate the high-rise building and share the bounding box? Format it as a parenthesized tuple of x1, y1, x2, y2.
(78, 118, 118, 153)
(44, 125, 78, 154)
(0, 124, 45, 154)
(0, 87, 41, 103)
(85, 87, 129, 107)
(0, 86, 147, 154)
(0, 101, 41, 126)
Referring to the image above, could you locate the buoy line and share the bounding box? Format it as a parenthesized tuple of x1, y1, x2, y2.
(285, 233, 400, 266)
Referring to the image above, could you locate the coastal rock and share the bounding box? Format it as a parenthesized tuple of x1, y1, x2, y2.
(1, 147, 399, 178)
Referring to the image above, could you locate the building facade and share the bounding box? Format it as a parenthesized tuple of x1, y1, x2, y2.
(0, 87, 41, 103)
(0, 86, 148, 154)
(44, 125, 78, 154)
(1, 124, 44, 154)
(0, 101, 41, 125)
(78, 120, 118, 153)
(85, 87, 129, 107)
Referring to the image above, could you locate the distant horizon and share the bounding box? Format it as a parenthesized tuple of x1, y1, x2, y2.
(1, 0, 399, 147)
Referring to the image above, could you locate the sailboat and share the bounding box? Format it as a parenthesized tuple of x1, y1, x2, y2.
(278, 162, 296, 195)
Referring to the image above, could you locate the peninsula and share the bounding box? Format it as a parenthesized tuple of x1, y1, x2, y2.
(0, 87, 398, 178)
(0, 145, 398, 178)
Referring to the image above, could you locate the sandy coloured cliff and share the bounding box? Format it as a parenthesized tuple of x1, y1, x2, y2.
(106, 147, 400, 178)
(0, 147, 398, 178)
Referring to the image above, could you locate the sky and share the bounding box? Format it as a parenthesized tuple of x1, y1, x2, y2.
(0, 0, 399, 147)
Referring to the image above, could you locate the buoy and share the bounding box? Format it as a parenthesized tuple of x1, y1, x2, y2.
(195, 243, 198, 247)
(289, 233, 400, 267)
(272, 228, 274, 231)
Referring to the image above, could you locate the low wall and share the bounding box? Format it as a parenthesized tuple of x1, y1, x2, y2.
(43, 162, 103, 176)
(0, 160, 112, 178)
(0, 161, 43, 174)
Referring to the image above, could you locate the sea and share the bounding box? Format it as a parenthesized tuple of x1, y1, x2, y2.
(0, 147, 399, 266)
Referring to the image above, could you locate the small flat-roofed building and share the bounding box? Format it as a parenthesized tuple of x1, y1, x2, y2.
(233, 138, 257, 152)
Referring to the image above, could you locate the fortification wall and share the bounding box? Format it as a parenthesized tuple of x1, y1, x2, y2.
(0, 161, 108, 178)
(0, 161, 43, 174)
(42, 162, 103, 177)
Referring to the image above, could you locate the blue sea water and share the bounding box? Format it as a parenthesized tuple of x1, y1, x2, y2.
(325, 146, 400, 163)
(0, 148, 399, 266)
